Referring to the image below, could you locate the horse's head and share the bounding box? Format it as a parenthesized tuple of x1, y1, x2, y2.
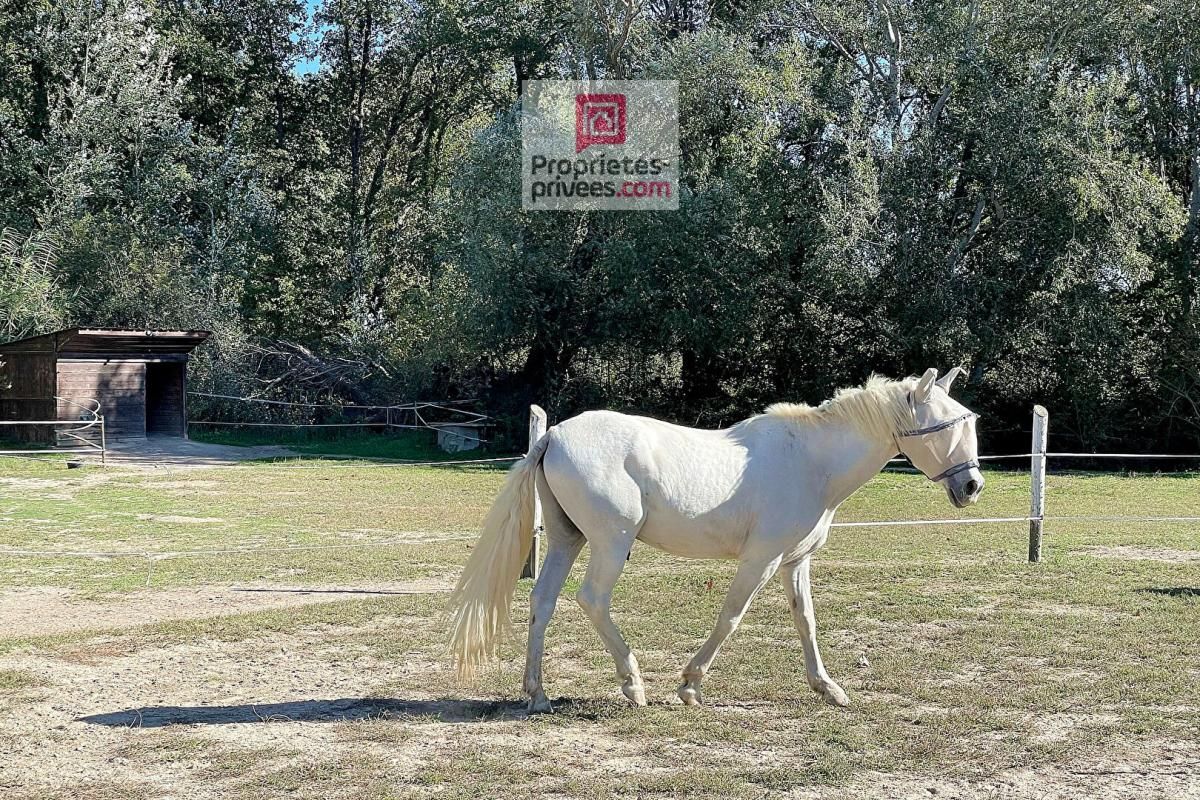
(896, 367, 984, 509)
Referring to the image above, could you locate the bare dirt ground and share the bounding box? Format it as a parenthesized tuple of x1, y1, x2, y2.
(796, 750, 1200, 799)
(0, 591, 1196, 800)
(1083, 544, 1200, 563)
(0, 580, 451, 638)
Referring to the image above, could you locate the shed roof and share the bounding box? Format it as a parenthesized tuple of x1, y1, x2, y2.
(0, 328, 211, 356)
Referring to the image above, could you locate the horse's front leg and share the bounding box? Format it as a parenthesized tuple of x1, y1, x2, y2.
(678, 556, 781, 706)
(780, 557, 849, 707)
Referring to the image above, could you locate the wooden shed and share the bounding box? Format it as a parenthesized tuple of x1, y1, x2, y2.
(0, 328, 210, 444)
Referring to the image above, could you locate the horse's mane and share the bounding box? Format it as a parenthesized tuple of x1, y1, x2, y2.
(763, 375, 916, 440)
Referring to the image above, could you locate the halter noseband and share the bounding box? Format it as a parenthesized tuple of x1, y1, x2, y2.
(918, 456, 979, 483)
(895, 397, 980, 482)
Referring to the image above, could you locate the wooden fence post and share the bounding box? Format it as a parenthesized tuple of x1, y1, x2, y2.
(522, 404, 547, 580)
(1028, 405, 1048, 563)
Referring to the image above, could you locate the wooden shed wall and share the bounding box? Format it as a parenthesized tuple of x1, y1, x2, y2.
(0, 352, 57, 442)
(57, 360, 146, 439)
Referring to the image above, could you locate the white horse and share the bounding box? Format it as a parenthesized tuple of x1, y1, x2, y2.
(448, 368, 983, 711)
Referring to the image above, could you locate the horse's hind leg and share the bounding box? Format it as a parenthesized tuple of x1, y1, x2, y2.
(523, 468, 585, 714)
(542, 456, 646, 706)
(575, 527, 646, 706)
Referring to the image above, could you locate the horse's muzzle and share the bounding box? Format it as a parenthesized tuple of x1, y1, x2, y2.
(945, 467, 985, 508)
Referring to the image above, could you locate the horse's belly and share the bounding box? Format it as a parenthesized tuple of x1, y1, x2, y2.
(636, 513, 743, 559)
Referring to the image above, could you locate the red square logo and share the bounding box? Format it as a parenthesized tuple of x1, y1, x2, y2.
(575, 94, 626, 152)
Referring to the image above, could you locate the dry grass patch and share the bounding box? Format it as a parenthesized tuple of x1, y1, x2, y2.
(0, 668, 44, 690)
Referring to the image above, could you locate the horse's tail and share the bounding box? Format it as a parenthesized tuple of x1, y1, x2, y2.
(448, 432, 551, 679)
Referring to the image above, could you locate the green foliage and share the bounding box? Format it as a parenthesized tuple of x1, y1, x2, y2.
(189, 426, 459, 461)
(0, 0, 1198, 449)
(0, 229, 67, 339)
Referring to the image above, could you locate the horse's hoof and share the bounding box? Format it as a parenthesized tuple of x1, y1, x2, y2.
(622, 683, 647, 707)
(527, 695, 553, 714)
(817, 681, 850, 708)
(677, 683, 702, 706)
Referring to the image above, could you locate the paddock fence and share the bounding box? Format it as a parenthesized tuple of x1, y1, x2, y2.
(186, 391, 494, 448)
(0, 395, 107, 465)
(522, 403, 1200, 575)
(1, 403, 1199, 584)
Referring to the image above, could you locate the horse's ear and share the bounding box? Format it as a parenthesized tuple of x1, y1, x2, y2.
(913, 368, 938, 404)
(935, 366, 965, 394)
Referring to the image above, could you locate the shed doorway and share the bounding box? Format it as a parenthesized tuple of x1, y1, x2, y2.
(145, 362, 186, 436)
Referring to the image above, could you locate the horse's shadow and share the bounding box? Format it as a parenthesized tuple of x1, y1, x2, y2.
(77, 697, 536, 728)
(1138, 587, 1200, 598)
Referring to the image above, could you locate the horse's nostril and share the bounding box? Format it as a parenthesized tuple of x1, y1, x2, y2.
(964, 479, 979, 496)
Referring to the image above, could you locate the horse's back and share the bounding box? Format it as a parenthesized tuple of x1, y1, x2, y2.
(542, 410, 756, 558)
(545, 410, 741, 488)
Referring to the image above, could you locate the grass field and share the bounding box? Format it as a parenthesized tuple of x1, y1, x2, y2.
(0, 457, 1198, 799)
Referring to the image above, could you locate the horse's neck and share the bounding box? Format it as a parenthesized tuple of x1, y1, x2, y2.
(807, 420, 898, 508)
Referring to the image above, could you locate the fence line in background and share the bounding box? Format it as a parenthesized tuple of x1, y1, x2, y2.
(186, 420, 492, 446)
(843, 405, 1197, 562)
(187, 392, 480, 412)
(242, 456, 523, 469)
(186, 391, 494, 445)
(0, 395, 106, 465)
(1, 513, 1193, 562)
(507, 404, 1195, 566)
(831, 516, 1033, 528)
(191, 421, 396, 428)
(1047, 515, 1200, 523)
(5, 403, 1200, 572)
(1047, 452, 1200, 459)
(833, 514, 1200, 528)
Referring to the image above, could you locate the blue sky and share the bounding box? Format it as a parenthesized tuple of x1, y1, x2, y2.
(293, 0, 322, 76)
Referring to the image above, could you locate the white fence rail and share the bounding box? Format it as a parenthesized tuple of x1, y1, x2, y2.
(0, 396, 106, 465)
